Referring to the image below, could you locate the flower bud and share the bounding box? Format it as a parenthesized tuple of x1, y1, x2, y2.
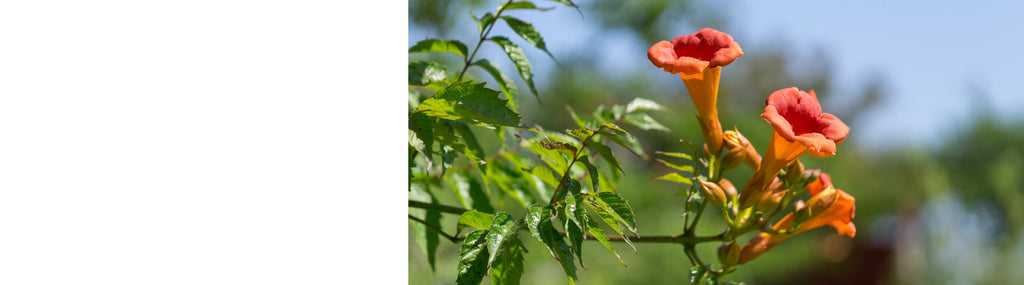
(721, 146, 746, 170)
(795, 188, 839, 224)
(756, 189, 787, 212)
(717, 241, 740, 266)
(718, 178, 738, 202)
(722, 128, 762, 169)
(700, 180, 728, 208)
(785, 160, 805, 185)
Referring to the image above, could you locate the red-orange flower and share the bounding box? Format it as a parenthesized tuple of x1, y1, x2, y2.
(737, 173, 856, 264)
(738, 88, 849, 208)
(648, 28, 743, 153)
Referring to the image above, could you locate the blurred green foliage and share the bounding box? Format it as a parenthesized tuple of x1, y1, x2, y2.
(410, 1, 1024, 284)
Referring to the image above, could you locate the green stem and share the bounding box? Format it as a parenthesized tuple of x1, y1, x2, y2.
(408, 200, 469, 215)
(457, 0, 516, 82)
(547, 131, 598, 205)
(408, 214, 462, 243)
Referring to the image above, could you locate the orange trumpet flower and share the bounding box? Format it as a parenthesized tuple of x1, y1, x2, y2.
(648, 28, 743, 153)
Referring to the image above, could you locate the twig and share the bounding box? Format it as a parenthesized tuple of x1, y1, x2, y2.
(408, 214, 463, 243)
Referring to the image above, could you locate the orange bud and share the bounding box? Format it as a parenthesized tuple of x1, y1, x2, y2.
(717, 241, 740, 266)
(700, 180, 728, 208)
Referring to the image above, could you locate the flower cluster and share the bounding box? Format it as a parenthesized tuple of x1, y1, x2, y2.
(648, 28, 856, 273)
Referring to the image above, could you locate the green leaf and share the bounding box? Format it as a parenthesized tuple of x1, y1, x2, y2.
(656, 151, 693, 161)
(503, 1, 553, 11)
(585, 215, 627, 267)
(472, 59, 520, 112)
(410, 183, 442, 271)
(554, 177, 581, 202)
(588, 143, 623, 174)
(458, 210, 496, 231)
(689, 265, 708, 285)
(500, 16, 557, 61)
(470, 12, 495, 35)
(565, 127, 595, 142)
(451, 122, 488, 172)
(487, 162, 537, 207)
(526, 205, 578, 284)
(408, 61, 449, 86)
(487, 212, 519, 266)
(564, 216, 585, 269)
(595, 192, 638, 235)
(490, 238, 525, 285)
(418, 81, 522, 128)
(593, 105, 615, 122)
(530, 166, 559, 189)
(580, 156, 600, 191)
(433, 120, 480, 163)
(566, 105, 599, 129)
(599, 127, 647, 160)
(624, 97, 667, 114)
(623, 113, 671, 132)
(541, 141, 578, 154)
(653, 172, 693, 186)
(449, 172, 494, 214)
(564, 194, 587, 267)
(584, 196, 636, 252)
(488, 36, 539, 103)
(409, 39, 469, 58)
(456, 229, 490, 285)
(656, 158, 695, 173)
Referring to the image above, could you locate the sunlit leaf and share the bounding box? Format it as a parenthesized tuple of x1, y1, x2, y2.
(470, 12, 495, 35)
(456, 229, 490, 285)
(500, 16, 557, 61)
(656, 158, 695, 173)
(488, 162, 537, 207)
(409, 61, 450, 86)
(503, 1, 554, 11)
(490, 238, 525, 285)
(472, 59, 520, 112)
(542, 141, 578, 154)
(433, 120, 480, 163)
(624, 97, 667, 114)
(588, 143, 622, 174)
(653, 172, 693, 186)
(595, 192, 638, 235)
(623, 113, 670, 132)
(566, 105, 599, 129)
(418, 81, 522, 128)
(488, 36, 539, 102)
(458, 210, 496, 231)
(487, 212, 519, 266)
(584, 196, 636, 252)
(564, 194, 587, 267)
(526, 205, 577, 284)
(656, 151, 693, 161)
(409, 39, 469, 59)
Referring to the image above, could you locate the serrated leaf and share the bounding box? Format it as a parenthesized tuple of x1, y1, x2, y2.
(599, 122, 632, 138)
(409, 113, 434, 160)
(410, 183, 442, 271)
(624, 97, 667, 114)
(623, 113, 671, 132)
(566, 105, 599, 129)
(470, 12, 495, 35)
(433, 120, 480, 163)
(526, 205, 578, 283)
(530, 166, 559, 188)
(653, 172, 693, 186)
(595, 192, 637, 235)
(451, 122, 488, 172)
(588, 143, 622, 174)
(656, 158, 695, 173)
(564, 194, 587, 267)
(564, 216, 585, 269)
(541, 141, 578, 154)
(456, 229, 490, 285)
(500, 16, 557, 62)
(488, 162, 537, 207)
(524, 140, 570, 172)
(690, 265, 708, 285)
(489, 36, 539, 102)
(585, 215, 627, 267)
(418, 82, 522, 128)
(600, 129, 647, 159)
(408, 61, 449, 86)
(565, 128, 595, 142)
(490, 238, 525, 285)
(554, 177, 581, 202)
(449, 172, 494, 214)
(458, 210, 496, 231)
(472, 59, 520, 112)
(410, 39, 469, 58)
(585, 196, 636, 253)
(487, 212, 519, 266)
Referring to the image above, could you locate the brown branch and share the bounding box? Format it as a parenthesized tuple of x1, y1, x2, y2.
(408, 214, 463, 243)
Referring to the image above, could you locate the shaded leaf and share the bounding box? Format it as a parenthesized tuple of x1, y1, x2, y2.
(488, 36, 539, 102)
(472, 59, 520, 112)
(566, 105, 599, 129)
(410, 183, 442, 271)
(564, 194, 587, 267)
(487, 212, 519, 266)
(624, 97, 667, 114)
(596, 192, 637, 235)
(526, 205, 578, 284)
(449, 172, 494, 214)
(433, 120, 480, 163)
(418, 82, 521, 128)
(459, 210, 496, 231)
(588, 143, 623, 174)
(409, 39, 469, 58)
(470, 12, 495, 35)
(488, 162, 537, 207)
(500, 16, 557, 61)
(584, 196, 636, 252)
(451, 122, 488, 172)
(580, 156, 600, 191)
(490, 238, 525, 285)
(408, 61, 449, 86)
(623, 113, 671, 132)
(504, 1, 553, 11)
(585, 215, 627, 267)
(456, 229, 490, 285)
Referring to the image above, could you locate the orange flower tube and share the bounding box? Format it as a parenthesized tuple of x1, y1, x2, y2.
(737, 174, 856, 264)
(648, 28, 743, 153)
(737, 88, 849, 208)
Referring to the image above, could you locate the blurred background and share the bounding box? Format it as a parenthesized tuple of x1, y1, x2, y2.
(409, 0, 1024, 283)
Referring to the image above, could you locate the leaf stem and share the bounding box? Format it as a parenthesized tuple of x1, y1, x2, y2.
(548, 130, 598, 205)
(408, 200, 469, 215)
(408, 214, 463, 243)
(457, 0, 516, 82)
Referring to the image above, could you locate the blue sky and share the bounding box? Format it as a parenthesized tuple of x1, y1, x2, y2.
(410, 0, 1024, 147)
